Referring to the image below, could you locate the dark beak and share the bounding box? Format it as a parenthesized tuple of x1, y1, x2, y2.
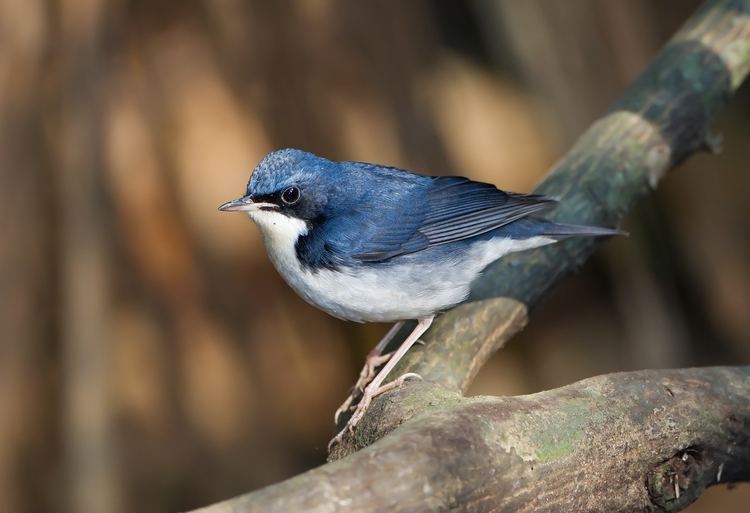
(218, 195, 277, 212)
(219, 196, 254, 212)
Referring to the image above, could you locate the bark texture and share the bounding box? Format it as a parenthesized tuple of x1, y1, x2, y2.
(195, 368, 750, 513)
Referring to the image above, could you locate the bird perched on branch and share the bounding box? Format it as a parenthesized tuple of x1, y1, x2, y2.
(220, 148, 620, 448)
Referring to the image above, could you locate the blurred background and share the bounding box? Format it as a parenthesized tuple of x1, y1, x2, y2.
(1, 0, 749, 512)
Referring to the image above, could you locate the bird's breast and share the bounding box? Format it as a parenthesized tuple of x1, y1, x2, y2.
(253, 211, 555, 322)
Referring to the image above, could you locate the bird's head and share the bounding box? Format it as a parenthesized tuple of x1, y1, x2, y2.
(219, 148, 344, 244)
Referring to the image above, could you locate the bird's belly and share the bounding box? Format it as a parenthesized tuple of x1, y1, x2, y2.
(265, 231, 555, 323)
(290, 264, 471, 322)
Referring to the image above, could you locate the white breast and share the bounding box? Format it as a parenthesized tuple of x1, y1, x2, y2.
(248, 210, 554, 322)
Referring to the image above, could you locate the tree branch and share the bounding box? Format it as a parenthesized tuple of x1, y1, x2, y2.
(194, 368, 750, 513)
(385, 0, 750, 397)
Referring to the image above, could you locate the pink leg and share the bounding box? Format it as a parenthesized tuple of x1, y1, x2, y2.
(329, 317, 434, 449)
(369, 320, 406, 358)
(334, 321, 405, 424)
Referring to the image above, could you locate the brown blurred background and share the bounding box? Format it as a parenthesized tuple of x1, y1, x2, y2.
(1, 1, 749, 512)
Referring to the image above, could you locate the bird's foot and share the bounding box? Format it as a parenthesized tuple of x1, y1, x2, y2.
(333, 351, 393, 424)
(328, 372, 422, 450)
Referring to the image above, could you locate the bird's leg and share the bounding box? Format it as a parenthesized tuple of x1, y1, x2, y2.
(333, 321, 404, 424)
(357, 320, 406, 388)
(329, 316, 433, 449)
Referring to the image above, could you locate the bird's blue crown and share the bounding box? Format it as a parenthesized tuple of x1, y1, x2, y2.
(246, 148, 333, 197)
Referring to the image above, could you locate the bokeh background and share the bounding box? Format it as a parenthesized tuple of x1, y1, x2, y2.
(2, 1, 749, 512)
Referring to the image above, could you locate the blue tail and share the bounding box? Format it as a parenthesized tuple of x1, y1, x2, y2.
(500, 217, 625, 240)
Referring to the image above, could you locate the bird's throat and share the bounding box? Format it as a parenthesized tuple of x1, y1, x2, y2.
(249, 210, 309, 261)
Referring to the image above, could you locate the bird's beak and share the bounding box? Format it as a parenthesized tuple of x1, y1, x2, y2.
(218, 196, 276, 212)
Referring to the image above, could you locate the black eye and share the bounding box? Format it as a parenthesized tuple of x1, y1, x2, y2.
(281, 186, 301, 205)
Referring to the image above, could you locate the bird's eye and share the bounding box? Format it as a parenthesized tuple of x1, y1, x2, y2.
(281, 186, 301, 205)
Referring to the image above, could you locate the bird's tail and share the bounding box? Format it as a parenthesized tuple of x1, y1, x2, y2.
(488, 217, 625, 242)
(532, 218, 626, 239)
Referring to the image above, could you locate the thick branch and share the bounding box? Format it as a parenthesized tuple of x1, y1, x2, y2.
(194, 368, 750, 513)
(387, 0, 750, 395)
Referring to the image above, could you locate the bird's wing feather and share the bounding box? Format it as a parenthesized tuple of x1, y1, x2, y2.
(352, 176, 556, 261)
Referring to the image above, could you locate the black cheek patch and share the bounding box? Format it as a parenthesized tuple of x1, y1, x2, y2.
(287, 193, 327, 221)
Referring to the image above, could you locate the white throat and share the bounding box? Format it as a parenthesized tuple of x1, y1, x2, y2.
(247, 210, 309, 258)
(246, 208, 312, 307)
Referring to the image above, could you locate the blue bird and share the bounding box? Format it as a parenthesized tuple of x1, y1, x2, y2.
(219, 148, 620, 446)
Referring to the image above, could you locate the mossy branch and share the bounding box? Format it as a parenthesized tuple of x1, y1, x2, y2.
(194, 368, 750, 513)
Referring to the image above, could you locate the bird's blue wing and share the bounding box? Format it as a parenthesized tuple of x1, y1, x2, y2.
(351, 175, 556, 262)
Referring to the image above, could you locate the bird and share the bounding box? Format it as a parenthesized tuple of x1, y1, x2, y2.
(219, 148, 621, 447)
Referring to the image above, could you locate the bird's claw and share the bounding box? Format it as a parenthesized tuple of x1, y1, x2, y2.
(328, 372, 423, 450)
(333, 351, 393, 424)
(333, 395, 355, 426)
